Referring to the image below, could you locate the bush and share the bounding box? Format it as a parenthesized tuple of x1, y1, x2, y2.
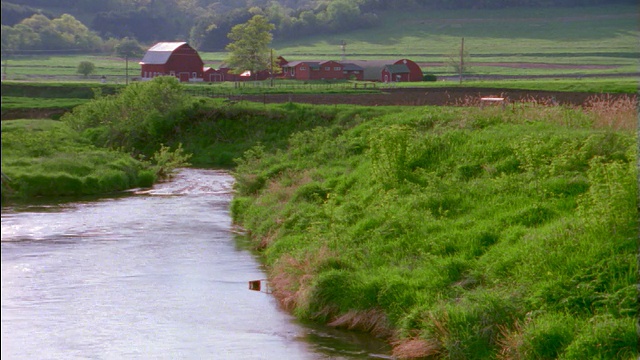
(423, 73, 437, 82)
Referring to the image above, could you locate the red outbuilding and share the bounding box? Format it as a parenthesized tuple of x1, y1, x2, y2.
(139, 42, 204, 82)
(347, 59, 423, 82)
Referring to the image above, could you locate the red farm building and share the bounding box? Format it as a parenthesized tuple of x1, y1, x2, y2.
(281, 60, 365, 81)
(139, 42, 204, 82)
(280, 58, 421, 82)
(139, 42, 422, 83)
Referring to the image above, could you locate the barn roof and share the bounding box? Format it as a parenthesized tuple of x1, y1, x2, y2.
(384, 64, 410, 74)
(140, 42, 188, 65)
(341, 63, 364, 71)
(283, 60, 321, 68)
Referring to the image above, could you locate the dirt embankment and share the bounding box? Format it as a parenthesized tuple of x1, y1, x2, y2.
(237, 87, 631, 107)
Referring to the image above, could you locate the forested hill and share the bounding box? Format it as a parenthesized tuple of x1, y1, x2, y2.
(2, 0, 636, 51)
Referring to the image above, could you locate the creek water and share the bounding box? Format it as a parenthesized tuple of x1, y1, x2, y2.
(1, 169, 391, 360)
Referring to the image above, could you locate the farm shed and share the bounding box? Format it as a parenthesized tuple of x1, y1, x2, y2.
(139, 42, 204, 82)
(347, 59, 422, 82)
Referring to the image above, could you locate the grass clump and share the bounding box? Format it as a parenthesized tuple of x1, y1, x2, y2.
(231, 100, 637, 358)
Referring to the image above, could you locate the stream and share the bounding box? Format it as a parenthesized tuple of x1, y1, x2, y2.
(1, 169, 391, 359)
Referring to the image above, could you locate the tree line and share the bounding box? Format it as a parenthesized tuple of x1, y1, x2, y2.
(1, 0, 635, 52)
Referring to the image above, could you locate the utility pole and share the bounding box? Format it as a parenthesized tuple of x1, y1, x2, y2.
(125, 55, 129, 85)
(340, 40, 347, 62)
(270, 48, 274, 87)
(2, 49, 10, 80)
(459, 37, 464, 84)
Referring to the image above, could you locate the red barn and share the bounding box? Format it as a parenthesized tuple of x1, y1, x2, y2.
(349, 59, 423, 82)
(140, 42, 204, 82)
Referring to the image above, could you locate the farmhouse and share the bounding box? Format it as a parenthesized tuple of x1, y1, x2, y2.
(139, 42, 204, 82)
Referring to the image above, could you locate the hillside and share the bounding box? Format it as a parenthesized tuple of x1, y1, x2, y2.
(273, 5, 639, 78)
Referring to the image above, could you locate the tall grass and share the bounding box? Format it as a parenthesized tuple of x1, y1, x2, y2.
(1, 119, 155, 200)
(231, 99, 637, 358)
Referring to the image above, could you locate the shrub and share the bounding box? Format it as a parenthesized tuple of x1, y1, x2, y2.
(150, 143, 192, 180)
(423, 73, 437, 82)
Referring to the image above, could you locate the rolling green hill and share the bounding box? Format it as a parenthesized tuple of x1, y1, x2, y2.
(273, 5, 639, 77)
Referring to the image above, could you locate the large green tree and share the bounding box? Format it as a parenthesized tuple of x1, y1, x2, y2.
(2, 13, 101, 51)
(224, 15, 277, 78)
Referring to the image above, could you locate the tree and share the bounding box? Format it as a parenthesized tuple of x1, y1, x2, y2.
(77, 61, 96, 77)
(224, 15, 277, 79)
(114, 37, 143, 58)
(325, 0, 361, 31)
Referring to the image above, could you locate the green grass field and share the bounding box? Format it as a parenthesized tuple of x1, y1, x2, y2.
(275, 5, 638, 76)
(1, 96, 90, 110)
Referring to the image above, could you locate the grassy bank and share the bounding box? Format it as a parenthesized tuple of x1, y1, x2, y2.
(1, 78, 197, 201)
(1, 119, 155, 200)
(230, 101, 637, 358)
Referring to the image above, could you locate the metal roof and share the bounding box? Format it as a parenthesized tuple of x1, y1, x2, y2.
(384, 64, 410, 74)
(280, 59, 413, 80)
(341, 63, 364, 71)
(283, 60, 321, 68)
(140, 42, 188, 65)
